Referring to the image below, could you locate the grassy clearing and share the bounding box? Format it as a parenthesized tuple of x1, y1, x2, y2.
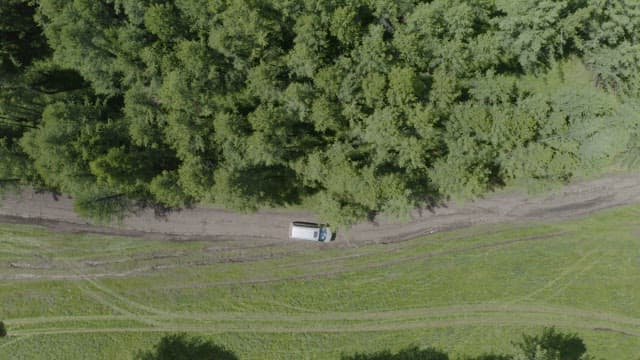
(1, 205, 640, 359)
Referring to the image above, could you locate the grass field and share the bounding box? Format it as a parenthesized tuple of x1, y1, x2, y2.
(1, 205, 640, 359)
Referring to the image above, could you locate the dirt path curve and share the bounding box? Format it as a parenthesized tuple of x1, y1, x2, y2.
(1, 171, 639, 245)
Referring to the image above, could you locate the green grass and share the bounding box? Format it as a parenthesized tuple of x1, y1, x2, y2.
(1, 206, 640, 359)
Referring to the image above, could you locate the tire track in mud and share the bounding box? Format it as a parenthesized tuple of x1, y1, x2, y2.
(2, 172, 640, 246)
(9, 303, 640, 325)
(2, 229, 566, 282)
(3, 172, 640, 347)
(168, 231, 567, 289)
(0, 335, 31, 349)
(20, 243, 170, 327)
(511, 249, 600, 303)
(67, 264, 172, 323)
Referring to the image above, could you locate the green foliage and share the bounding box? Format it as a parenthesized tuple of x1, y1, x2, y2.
(2, 0, 640, 224)
(144, 3, 187, 42)
(0, 320, 6, 337)
(341, 328, 590, 360)
(36, 0, 124, 95)
(207, 1, 286, 69)
(495, 0, 591, 73)
(134, 334, 237, 360)
(213, 165, 302, 212)
(0, 0, 50, 72)
(513, 327, 587, 360)
(584, 42, 640, 97)
(582, 1, 640, 96)
(19, 100, 95, 193)
(462, 355, 513, 360)
(341, 346, 449, 360)
(0, 1, 81, 194)
(288, 14, 329, 78)
(73, 188, 132, 223)
(149, 170, 193, 209)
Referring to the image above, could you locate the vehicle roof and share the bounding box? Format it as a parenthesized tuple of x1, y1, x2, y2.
(290, 224, 320, 240)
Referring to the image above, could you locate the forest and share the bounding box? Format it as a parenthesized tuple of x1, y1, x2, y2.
(2, 0, 640, 225)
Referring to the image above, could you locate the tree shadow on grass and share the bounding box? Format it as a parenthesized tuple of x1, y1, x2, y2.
(134, 334, 238, 360)
(341, 346, 449, 360)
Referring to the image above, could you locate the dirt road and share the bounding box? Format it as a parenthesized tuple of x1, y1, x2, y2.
(1, 171, 639, 244)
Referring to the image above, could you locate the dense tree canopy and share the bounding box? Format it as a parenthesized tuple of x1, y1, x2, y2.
(2, 0, 640, 224)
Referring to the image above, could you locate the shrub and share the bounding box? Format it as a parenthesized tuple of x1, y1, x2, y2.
(341, 345, 449, 360)
(513, 327, 587, 360)
(134, 333, 237, 360)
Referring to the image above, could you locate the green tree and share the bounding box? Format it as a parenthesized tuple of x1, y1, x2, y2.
(288, 14, 330, 78)
(513, 327, 588, 360)
(3, 0, 639, 225)
(149, 170, 193, 209)
(0, 0, 88, 195)
(143, 3, 188, 43)
(0, 0, 49, 72)
(495, 0, 590, 73)
(583, 0, 640, 97)
(134, 334, 237, 360)
(330, 5, 366, 48)
(36, 0, 125, 95)
(393, 0, 497, 75)
(213, 165, 302, 212)
(19, 100, 95, 193)
(73, 188, 132, 223)
(207, 0, 288, 70)
(341, 345, 448, 360)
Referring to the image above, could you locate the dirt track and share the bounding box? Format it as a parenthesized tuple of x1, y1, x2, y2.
(1, 171, 639, 244)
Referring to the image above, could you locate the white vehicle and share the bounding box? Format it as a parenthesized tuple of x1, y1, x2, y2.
(289, 221, 333, 242)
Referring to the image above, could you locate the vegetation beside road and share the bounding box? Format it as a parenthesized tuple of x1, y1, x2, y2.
(134, 327, 591, 360)
(2, 0, 640, 224)
(1, 205, 640, 358)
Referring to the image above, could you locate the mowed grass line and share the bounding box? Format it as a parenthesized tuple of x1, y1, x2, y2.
(2, 326, 636, 360)
(7, 302, 640, 337)
(1, 205, 640, 358)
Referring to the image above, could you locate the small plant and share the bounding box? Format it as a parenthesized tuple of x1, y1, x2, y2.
(0, 321, 7, 337)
